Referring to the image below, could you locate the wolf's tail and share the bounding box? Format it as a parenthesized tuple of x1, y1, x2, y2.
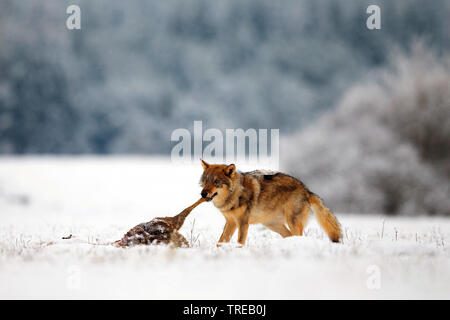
(308, 193, 342, 242)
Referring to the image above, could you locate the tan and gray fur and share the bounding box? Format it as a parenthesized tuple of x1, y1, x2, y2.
(199, 159, 342, 246)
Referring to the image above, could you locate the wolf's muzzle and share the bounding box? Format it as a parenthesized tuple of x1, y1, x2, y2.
(201, 191, 217, 201)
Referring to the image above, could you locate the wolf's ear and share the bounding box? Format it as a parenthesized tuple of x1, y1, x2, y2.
(225, 164, 236, 177)
(200, 159, 210, 170)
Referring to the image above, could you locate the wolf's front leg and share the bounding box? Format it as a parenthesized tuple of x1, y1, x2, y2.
(237, 221, 249, 246)
(217, 220, 237, 247)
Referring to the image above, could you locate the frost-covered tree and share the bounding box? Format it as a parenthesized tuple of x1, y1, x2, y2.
(282, 43, 450, 216)
(0, 0, 449, 154)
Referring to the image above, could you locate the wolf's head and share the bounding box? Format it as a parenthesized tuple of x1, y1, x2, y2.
(199, 159, 236, 202)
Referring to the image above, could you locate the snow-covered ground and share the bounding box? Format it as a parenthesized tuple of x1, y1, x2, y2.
(0, 157, 449, 299)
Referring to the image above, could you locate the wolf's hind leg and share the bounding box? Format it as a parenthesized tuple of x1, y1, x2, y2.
(263, 221, 292, 238)
(286, 202, 311, 236)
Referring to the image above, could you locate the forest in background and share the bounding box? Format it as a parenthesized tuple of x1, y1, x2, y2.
(1, 0, 449, 154)
(0, 0, 449, 215)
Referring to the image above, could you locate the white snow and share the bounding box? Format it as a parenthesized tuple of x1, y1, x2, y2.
(0, 157, 449, 299)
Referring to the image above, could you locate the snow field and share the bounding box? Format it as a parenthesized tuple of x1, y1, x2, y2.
(0, 157, 449, 299)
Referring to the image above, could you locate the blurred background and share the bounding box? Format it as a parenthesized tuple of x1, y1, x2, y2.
(0, 0, 449, 216)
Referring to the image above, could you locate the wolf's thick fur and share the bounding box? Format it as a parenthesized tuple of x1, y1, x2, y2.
(200, 160, 342, 246)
